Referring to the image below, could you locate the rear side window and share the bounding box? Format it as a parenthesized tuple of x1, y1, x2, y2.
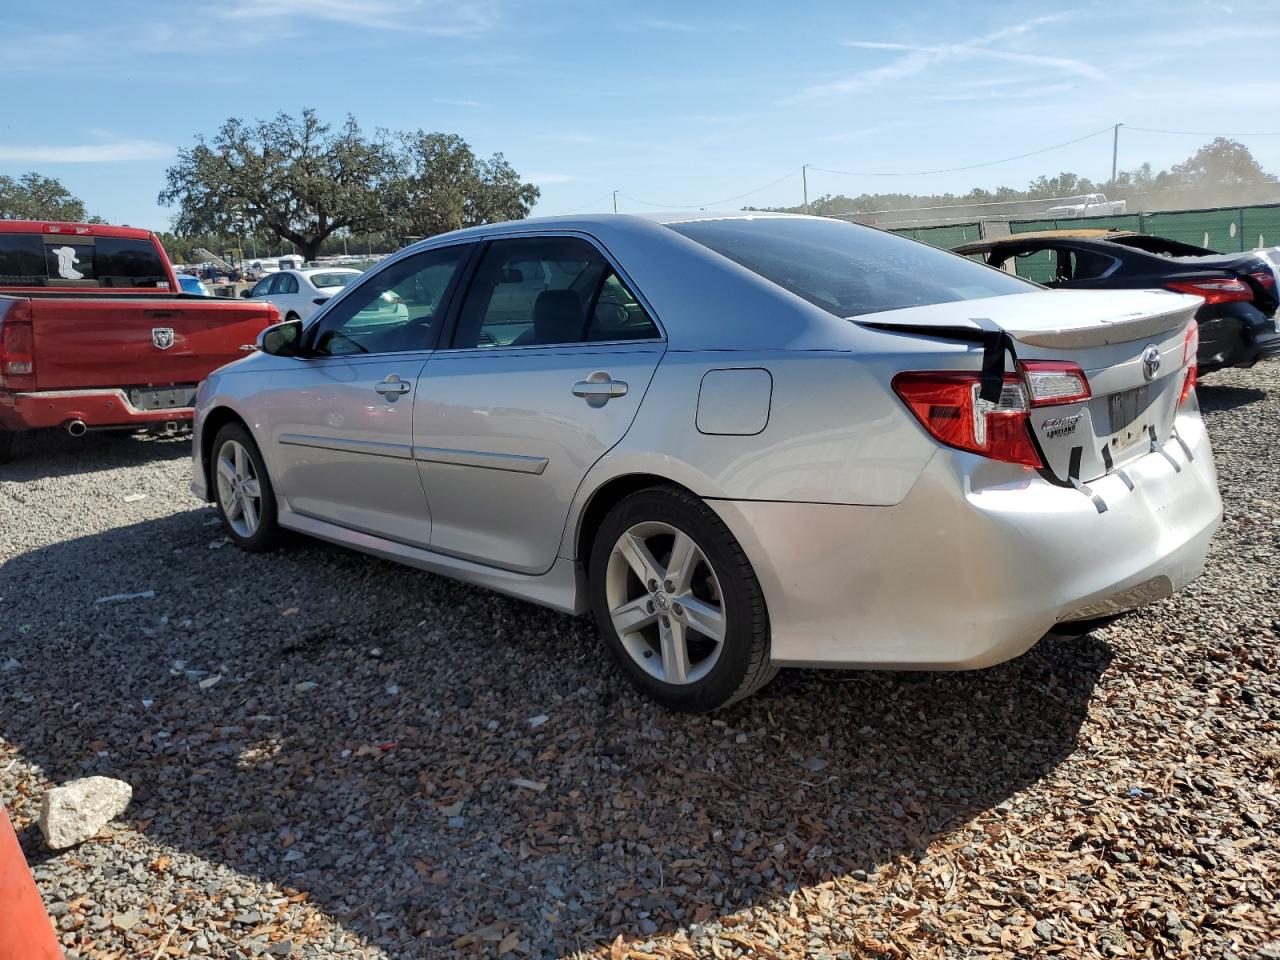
(0, 234, 46, 285)
(452, 236, 659, 348)
(310, 272, 357, 289)
(94, 237, 169, 287)
(667, 217, 1032, 318)
(0, 233, 168, 288)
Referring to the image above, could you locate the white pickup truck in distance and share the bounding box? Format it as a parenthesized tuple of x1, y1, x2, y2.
(1045, 193, 1128, 218)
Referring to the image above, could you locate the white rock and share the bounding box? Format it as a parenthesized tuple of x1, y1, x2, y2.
(39, 777, 132, 849)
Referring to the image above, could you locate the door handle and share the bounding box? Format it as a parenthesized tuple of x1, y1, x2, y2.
(572, 371, 628, 406)
(374, 374, 412, 397)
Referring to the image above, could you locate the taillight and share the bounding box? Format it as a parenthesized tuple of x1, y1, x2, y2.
(1180, 320, 1199, 408)
(0, 302, 35, 387)
(1248, 269, 1276, 292)
(1165, 277, 1252, 304)
(892, 372, 1042, 468)
(1017, 360, 1091, 406)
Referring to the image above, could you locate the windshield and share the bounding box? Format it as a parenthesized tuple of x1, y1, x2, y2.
(310, 272, 358, 289)
(667, 217, 1033, 318)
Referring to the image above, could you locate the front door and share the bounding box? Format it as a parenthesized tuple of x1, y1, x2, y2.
(415, 234, 665, 574)
(265, 244, 472, 547)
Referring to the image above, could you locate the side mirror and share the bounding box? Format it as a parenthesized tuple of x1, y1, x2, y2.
(257, 319, 303, 357)
(240, 289, 253, 298)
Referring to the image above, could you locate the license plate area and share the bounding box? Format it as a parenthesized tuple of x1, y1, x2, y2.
(1108, 385, 1151, 453)
(128, 385, 198, 410)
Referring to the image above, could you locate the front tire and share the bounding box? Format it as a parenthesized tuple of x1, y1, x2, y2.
(211, 423, 281, 552)
(0, 428, 14, 464)
(589, 485, 775, 712)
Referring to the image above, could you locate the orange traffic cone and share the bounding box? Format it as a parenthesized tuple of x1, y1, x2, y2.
(0, 806, 62, 960)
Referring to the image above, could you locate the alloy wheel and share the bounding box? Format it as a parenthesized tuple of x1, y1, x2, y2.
(215, 439, 263, 538)
(604, 520, 726, 685)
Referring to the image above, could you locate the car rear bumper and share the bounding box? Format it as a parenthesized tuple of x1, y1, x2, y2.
(710, 405, 1221, 669)
(0, 389, 193, 432)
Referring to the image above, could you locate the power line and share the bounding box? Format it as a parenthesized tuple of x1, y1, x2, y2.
(550, 191, 616, 216)
(810, 126, 1115, 177)
(1126, 125, 1280, 137)
(619, 167, 802, 209)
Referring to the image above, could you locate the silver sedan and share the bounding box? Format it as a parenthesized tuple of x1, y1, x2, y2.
(191, 212, 1221, 711)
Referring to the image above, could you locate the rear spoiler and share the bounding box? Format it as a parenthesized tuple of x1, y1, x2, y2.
(856, 316, 1017, 403)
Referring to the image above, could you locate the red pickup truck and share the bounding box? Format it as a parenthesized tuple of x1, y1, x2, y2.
(0, 220, 278, 461)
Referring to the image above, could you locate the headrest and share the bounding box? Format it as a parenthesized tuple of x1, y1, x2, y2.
(533, 289, 583, 345)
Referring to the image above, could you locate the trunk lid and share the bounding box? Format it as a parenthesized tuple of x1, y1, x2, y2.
(858, 289, 1200, 485)
(25, 292, 278, 391)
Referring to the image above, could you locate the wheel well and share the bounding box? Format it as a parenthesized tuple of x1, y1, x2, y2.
(576, 473, 691, 567)
(198, 407, 250, 499)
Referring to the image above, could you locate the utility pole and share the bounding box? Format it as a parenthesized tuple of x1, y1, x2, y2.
(1111, 123, 1124, 186)
(612, 190, 618, 213)
(802, 164, 809, 214)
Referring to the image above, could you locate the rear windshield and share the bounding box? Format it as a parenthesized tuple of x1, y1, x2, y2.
(0, 233, 169, 288)
(310, 272, 358, 289)
(666, 217, 1032, 318)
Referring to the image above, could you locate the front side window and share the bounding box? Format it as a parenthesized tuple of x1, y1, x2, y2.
(308, 244, 468, 357)
(250, 276, 274, 297)
(667, 217, 1033, 318)
(452, 236, 657, 348)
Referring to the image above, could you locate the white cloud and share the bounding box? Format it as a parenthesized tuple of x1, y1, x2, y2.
(218, 0, 500, 34)
(527, 172, 576, 185)
(0, 140, 174, 164)
(793, 15, 1100, 100)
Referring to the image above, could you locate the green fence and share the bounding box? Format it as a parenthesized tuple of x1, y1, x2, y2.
(1007, 203, 1280, 253)
(889, 202, 1280, 257)
(891, 222, 983, 248)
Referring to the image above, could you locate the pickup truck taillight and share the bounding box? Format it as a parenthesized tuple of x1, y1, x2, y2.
(1165, 277, 1252, 304)
(0, 302, 35, 389)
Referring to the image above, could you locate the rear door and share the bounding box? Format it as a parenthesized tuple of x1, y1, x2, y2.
(414, 233, 664, 574)
(264, 243, 472, 547)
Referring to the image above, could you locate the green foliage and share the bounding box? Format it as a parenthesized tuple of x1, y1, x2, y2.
(160, 110, 540, 261)
(763, 139, 1279, 218)
(0, 172, 96, 222)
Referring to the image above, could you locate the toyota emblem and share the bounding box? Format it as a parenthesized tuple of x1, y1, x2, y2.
(1140, 344, 1161, 382)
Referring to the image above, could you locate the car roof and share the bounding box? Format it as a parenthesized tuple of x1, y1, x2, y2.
(299, 266, 361, 274)
(952, 230, 1140, 255)
(395, 210, 833, 258)
(0, 219, 154, 240)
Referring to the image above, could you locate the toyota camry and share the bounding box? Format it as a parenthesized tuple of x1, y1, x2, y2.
(191, 212, 1222, 711)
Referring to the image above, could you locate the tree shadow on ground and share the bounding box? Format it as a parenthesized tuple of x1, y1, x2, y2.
(0, 429, 191, 483)
(2, 510, 1109, 958)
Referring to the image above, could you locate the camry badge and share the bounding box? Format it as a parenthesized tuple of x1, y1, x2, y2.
(1140, 344, 1161, 382)
(152, 327, 175, 350)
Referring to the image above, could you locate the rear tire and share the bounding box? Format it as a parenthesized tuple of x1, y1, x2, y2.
(211, 422, 282, 552)
(0, 429, 14, 464)
(588, 485, 775, 712)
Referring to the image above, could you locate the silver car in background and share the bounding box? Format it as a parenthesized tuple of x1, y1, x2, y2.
(191, 212, 1221, 711)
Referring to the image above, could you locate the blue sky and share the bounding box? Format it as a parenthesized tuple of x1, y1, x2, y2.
(6, 0, 1280, 228)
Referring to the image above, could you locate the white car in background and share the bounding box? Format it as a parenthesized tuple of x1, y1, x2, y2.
(242, 268, 376, 323)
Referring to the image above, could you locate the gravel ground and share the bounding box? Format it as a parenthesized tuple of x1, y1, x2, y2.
(1, 365, 1278, 960)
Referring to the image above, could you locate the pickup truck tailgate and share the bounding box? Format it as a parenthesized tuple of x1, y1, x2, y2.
(27, 294, 277, 390)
